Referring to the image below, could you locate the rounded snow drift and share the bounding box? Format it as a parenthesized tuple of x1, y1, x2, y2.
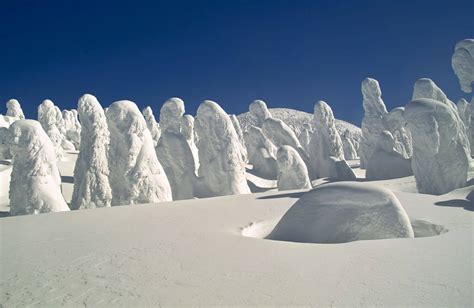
(267, 182, 415, 243)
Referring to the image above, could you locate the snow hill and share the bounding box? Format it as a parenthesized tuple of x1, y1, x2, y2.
(237, 108, 362, 141)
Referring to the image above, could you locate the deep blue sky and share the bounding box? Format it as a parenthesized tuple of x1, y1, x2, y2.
(0, 0, 472, 125)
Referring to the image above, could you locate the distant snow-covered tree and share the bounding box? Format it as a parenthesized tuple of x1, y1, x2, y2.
(70, 94, 112, 210)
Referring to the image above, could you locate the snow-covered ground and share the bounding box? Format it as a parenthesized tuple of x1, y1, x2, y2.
(0, 152, 472, 306)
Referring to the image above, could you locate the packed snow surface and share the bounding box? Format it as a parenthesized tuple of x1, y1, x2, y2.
(1, 161, 472, 305)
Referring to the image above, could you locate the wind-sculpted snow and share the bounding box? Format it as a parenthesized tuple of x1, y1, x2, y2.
(268, 182, 414, 243)
(156, 98, 196, 200)
(405, 98, 470, 195)
(6, 99, 25, 119)
(452, 38, 474, 93)
(276, 145, 311, 191)
(62, 109, 81, 150)
(249, 100, 271, 127)
(230, 114, 248, 163)
(360, 78, 388, 169)
(70, 94, 112, 210)
(38, 99, 65, 158)
(382, 107, 412, 158)
(308, 101, 354, 180)
(142, 106, 161, 147)
(107, 100, 172, 205)
(366, 131, 413, 180)
(8, 120, 69, 215)
(244, 125, 278, 179)
(195, 100, 250, 196)
(341, 129, 358, 160)
(237, 108, 361, 144)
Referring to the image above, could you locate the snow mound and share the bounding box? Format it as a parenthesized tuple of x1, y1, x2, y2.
(451, 38, 474, 93)
(237, 108, 361, 141)
(267, 182, 414, 243)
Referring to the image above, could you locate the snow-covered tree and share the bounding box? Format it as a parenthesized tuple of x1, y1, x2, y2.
(249, 99, 271, 127)
(244, 125, 278, 179)
(156, 98, 196, 200)
(230, 114, 247, 163)
(382, 107, 412, 158)
(181, 114, 200, 172)
(405, 98, 470, 195)
(142, 106, 161, 147)
(341, 129, 358, 160)
(38, 99, 65, 158)
(107, 100, 172, 205)
(70, 94, 112, 210)
(0, 127, 12, 159)
(360, 78, 388, 169)
(451, 38, 474, 93)
(62, 109, 81, 150)
(6, 99, 25, 119)
(8, 120, 69, 215)
(297, 123, 312, 153)
(195, 100, 250, 196)
(276, 145, 311, 191)
(365, 131, 412, 180)
(308, 100, 354, 180)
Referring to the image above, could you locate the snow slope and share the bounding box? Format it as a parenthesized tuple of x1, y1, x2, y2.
(0, 154, 472, 306)
(237, 108, 361, 141)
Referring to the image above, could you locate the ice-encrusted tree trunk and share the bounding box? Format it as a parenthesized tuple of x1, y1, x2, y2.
(38, 99, 65, 159)
(107, 100, 172, 205)
(360, 78, 388, 169)
(142, 106, 161, 147)
(155, 98, 196, 200)
(6, 99, 25, 119)
(230, 114, 248, 163)
(451, 39, 474, 94)
(405, 98, 470, 195)
(308, 100, 354, 180)
(244, 125, 279, 179)
(276, 145, 312, 191)
(382, 107, 412, 158)
(8, 120, 69, 215)
(195, 100, 250, 196)
(70, 94, 112, 210)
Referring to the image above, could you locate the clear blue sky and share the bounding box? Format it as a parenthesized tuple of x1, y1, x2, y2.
(0, 0, 472, 125)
